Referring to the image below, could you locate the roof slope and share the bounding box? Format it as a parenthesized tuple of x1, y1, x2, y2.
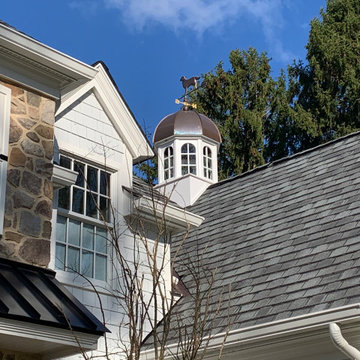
(0, 257, 107, 335)
(162, 131, 360, 344)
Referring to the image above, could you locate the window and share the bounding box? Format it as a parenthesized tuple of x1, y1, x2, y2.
(0, 85, 11, 235)
(181, 143, 196, 175)
(55, 155, 111, 281)
(203, 146, 212, 179)
(55, 215, 108, 281)
(164, 146, 174, 180)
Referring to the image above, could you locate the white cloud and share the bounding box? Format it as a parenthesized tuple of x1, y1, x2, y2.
(103, 0, 294, 63)
(104, 0, 282, 34)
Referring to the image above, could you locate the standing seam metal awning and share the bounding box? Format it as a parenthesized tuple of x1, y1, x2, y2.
(0, 257, 108, 335)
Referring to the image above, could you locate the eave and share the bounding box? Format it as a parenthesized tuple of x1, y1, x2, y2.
(56, 62, 154, 163)
(141, 305, 360, 360)
(129, 195, 204, 232)
(0, 317, 100, 360)
(0, 23, 97, 99)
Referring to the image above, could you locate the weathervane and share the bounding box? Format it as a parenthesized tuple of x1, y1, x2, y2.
(175, 75, 200, 109)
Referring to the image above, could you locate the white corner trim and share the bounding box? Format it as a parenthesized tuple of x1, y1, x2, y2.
(0, 84, 10, 235)
(52, 164, 78, 189)
(55, 63, 153, 162)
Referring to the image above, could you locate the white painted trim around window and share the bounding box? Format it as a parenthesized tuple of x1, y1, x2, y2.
(0, 84, 10, 235)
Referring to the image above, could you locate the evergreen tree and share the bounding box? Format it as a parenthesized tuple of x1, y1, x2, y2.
(195, 48, 272, 179)
(292, 0, 360, 143)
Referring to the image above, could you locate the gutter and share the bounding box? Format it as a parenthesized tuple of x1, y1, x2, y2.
(141, 304, 360, 360)
(329, 323, 360, 360)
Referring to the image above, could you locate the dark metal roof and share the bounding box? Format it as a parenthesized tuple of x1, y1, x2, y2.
(0, 257, 108, 335)
(144, 131, 360, 347)
(153, 109, 222, 144)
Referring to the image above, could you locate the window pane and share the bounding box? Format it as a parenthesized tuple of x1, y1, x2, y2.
(72, 188, 84, 214)
(190, 155, 196, 164)
(55, 243, 66, 270)
(68, 219, 80, 246)
(170, 169, 174, 178)
(165, 170, 169, 180)
(60, 156, 71, 169)
(87, 166, 98, 192)
(86, 192, 97, 218)
(95, 255, 107, 281)
(164, 147, 169, 156)
(82, 250, 94, 277)
(181, 155, 187, 164)
(190, 166, 196, 175)
(164, 159, 168, 168)
(208, 159, 212, 168)
(189, 144, 195, 153)
(83, 223, 94, 250)
(182, 166, 188, 175)
(74, 162, 84, 187)
(100, 197, 109, 222)
(100, 171, 110, 196)
(56, 216, 67, 243)
(170, 157, 173, 167)
(68, 247, 80, 273)
(181, 144, 187, 153)
(96, 228, 107, 254)
(58, 187, 70, 210)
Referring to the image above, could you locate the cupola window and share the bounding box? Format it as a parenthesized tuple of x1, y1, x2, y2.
(203, 146, 212, 179)
(164, 146, 174, 180)
(181, 143, 196, 175)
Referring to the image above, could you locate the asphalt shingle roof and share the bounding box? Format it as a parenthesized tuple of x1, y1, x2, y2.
(154, 131, 360, 345)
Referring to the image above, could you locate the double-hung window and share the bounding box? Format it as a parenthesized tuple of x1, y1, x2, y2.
(55, 155, 111, 282)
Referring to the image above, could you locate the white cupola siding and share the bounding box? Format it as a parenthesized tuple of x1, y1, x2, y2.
(153, 108, 221, 207)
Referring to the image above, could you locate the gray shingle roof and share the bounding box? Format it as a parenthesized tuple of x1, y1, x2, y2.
(151, 131, 360, 346)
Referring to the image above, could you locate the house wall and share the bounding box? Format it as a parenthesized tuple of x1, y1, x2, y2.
(0, 349, 41, 360)
(1, 80, 55, 267)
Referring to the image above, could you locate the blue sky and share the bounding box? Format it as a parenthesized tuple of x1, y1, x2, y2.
(2, 0, 326, 141)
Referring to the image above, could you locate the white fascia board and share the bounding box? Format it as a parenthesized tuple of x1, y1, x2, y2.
(56, 63, 154, 162)
(134, 196, 204, 230)
(0, 23, 96, 80)
(0, 317, 100, 357)
(0, 23, 96, 98)
(141, 304, 360, 360)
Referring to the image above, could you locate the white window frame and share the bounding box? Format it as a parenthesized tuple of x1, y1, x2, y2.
(203, 146, 212, 179)
(0, 85, 11, 235)
(53, 154, 113, 287)
(163, 146, 174, 180)
(181, 143, 197, 176)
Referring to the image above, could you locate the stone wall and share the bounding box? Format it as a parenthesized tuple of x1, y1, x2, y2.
(1, 81, 55, 267)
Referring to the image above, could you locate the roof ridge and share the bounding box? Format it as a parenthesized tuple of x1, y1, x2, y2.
(210, 130, 360, 189)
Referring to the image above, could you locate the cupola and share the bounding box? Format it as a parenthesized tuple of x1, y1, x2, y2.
(153, 105, 221, 208)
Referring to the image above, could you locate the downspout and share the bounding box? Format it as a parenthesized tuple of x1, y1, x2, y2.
(329, 323, 360, 360)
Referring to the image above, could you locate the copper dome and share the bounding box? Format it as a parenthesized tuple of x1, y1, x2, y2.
(153, 109, 222, 144)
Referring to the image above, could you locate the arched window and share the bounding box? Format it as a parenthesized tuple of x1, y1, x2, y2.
(203, 146, 212, 179)
(164, 146, 174, 180)
(181, 143, 196, 175)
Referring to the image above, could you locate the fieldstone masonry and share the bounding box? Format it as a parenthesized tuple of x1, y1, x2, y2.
(1, 81, 55, 267)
